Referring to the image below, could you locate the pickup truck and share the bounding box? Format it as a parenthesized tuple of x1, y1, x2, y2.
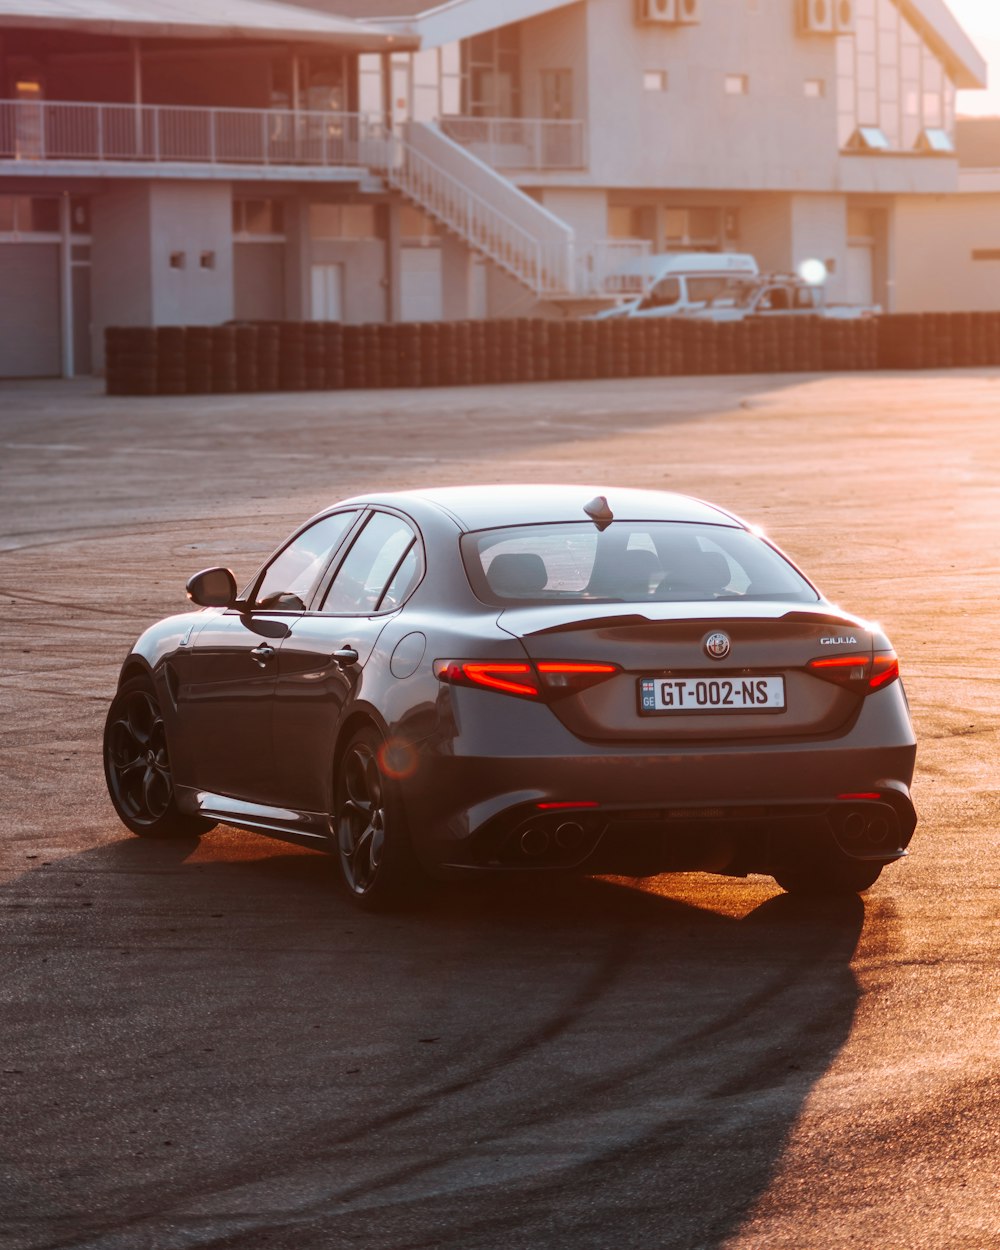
(690, 275, 879, 321)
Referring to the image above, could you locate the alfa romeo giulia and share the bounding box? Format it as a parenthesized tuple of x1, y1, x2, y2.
(103, 485, 917, 908)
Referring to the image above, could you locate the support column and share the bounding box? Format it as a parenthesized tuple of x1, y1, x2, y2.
(131, 38, 143, 156)
(385, 200, 402, 323)
(380, 51, 392, 132)
(59, 191, 74, 378)
(441, 232, 473, 321)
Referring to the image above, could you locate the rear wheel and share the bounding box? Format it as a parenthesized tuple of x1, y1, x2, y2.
(333, 726, 424, 910)
(104, 675, 215, 839)
(773, 854, 883, 897)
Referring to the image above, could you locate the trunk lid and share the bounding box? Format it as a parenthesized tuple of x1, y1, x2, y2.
(499, 602, 871, 742)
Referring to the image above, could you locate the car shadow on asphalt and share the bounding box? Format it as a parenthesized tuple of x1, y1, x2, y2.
(3, 830, 868, 1250)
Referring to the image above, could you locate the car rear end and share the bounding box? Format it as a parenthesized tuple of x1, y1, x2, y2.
(414, 512, 916, 890)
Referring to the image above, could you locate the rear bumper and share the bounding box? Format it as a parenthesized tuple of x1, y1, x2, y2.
(398, 683, 917, 878)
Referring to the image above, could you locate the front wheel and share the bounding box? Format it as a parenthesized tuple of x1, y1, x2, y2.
(333, 727, 424, 910)
(103, 675, 215, 839)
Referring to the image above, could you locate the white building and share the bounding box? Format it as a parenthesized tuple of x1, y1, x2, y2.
(0, 0, 988, 376)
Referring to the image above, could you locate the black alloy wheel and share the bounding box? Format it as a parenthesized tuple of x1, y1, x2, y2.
(333, 727, 422, 909)
(103, 675, 214, 838)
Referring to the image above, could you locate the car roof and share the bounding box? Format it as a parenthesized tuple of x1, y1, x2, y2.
(338, 485, 745, 531)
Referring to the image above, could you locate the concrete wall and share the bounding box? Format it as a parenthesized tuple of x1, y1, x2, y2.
(738, 195, 795, 276)
(91, 182, 154, 368)
(90, 180, 233, 367)
(148, 182, 234, 326)
(582, 0, 841, 192)
(536, 186, 607, 251)
(789, 194, 850, 302)
(893, 194, 1000, 311)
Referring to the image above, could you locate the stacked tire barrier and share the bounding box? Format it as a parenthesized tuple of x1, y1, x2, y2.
(877, 310, 1000, 369)
(106, 312, 1000, 397)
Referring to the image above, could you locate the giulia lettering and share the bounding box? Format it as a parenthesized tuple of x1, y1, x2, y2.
(820, 636, 857, 645)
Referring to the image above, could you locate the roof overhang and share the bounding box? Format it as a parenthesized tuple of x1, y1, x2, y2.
(0, 0, 418, 49)
(898, 0, 987, 90)
(368, 0, 580, 49)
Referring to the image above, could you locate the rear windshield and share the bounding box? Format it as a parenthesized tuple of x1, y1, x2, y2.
(461, 522, 819, 606)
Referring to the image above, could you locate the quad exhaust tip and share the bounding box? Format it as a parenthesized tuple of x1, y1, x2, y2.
(555, 821, 586, 852)
(510, 818, 597, 864)
(835, 805, 897, 852)
(520, 826, 550, 857)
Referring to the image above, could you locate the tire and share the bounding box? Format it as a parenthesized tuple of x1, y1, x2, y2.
(332, 726, 425, 910)
(103, 675, 215, 839)
(773, 854, 883, 897)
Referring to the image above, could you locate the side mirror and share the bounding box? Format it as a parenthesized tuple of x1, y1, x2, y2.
(186, 567, 238, 608)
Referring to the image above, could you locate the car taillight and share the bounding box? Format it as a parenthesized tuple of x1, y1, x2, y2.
(536, 662, 619, 693)
(434, 660, 618, 700)
(807, 649, 899, 694)
(868, 651, 900, 689)
(435, 661, 540, 697)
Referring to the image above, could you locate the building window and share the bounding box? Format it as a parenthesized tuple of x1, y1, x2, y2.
(724, 75, 749, 95)
(233, 199, 285, 239)
(358, 54, 383, 117)
(309, 203, 378, 239)
(70, 197, 91, 235)
(916, 127, 954, 153)
(837, 0, 956, 152)
(0, 195, 60, 237)
(845, 125, 890, 151)
(643, 71, 668, 92)
(666, 206, 724, 249)
(461, 26, 521, 117)
(804, 78, 825, 98)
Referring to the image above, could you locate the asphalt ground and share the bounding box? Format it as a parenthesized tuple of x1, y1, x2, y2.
(1, 371, 998, 1250)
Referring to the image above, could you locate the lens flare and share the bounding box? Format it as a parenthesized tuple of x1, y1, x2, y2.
(378, 737, 418, 781)
(797, 258, 828, 286)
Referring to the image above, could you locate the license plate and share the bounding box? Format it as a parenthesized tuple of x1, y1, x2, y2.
(639, 675, 786, 714)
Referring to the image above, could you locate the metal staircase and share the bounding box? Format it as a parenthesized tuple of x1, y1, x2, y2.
(369, 121, 578, 298)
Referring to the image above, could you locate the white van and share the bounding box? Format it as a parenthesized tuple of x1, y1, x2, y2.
(593, 252, 759, 319)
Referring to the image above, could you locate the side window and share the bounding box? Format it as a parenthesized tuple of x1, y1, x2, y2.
(650, 277, 680, 308)
(761, 286, 790, 311)
(253, 511, 356, 610)
(322, 512, 419, 614)
(381, 544, 420, 609)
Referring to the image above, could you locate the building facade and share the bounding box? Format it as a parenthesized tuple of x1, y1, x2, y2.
(0, 0, 988, 376)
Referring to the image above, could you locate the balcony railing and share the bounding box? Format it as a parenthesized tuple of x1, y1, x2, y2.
(438, 116, 586, 171)
(0, 98, 637, 300)
(0, 99, 387, 167)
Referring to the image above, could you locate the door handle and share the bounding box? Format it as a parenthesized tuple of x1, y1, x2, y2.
(250, 643, 275, 667)
(333, 645, 359, 668)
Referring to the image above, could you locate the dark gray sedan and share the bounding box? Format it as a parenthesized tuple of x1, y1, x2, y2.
(103, 485, 917, 908)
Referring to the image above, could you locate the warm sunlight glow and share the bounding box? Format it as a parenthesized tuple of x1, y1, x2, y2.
(798, 258, 828, 286)
(949, 1, 1000, 115)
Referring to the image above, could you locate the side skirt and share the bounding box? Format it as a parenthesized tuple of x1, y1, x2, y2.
(177, 786, 331, 851)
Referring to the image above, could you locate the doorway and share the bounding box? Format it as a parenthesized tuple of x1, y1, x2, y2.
(311, 263, 344, 320)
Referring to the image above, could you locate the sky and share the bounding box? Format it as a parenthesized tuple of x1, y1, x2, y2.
(948, 0, 1000, 114)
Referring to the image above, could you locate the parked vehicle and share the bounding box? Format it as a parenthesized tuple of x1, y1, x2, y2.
(591, 252, 760, 319)
(691, 274, 880, 321)
(103, 485, 917, 909)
